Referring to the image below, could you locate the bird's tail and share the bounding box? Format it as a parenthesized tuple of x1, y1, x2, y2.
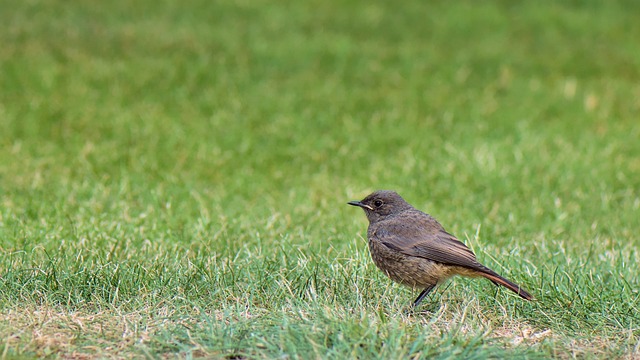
(478, 266, 533, 300)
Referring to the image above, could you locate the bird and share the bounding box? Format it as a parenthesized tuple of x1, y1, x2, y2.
(348, 190, 532, 307)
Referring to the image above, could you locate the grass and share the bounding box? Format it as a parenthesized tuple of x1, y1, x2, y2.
(1, 0, 639, 358)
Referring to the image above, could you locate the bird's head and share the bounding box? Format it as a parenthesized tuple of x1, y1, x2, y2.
(348, 190, 413, 223)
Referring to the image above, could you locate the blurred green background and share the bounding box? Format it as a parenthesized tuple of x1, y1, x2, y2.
(1, 0, 639, 358)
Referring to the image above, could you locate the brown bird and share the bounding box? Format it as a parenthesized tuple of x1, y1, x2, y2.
(348, 190, 532, 307)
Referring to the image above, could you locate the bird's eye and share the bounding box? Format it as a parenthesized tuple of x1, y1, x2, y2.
(374, 200, 383, 207)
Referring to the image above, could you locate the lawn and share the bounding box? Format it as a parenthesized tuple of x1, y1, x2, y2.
(1, 0, 639, 358)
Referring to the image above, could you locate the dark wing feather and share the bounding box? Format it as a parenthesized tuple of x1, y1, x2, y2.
(372, 212, 482, 270)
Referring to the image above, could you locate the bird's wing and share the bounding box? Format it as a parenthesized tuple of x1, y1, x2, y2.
(372, 215, 481, 270)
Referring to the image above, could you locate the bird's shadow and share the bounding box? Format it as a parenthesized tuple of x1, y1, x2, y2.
(404, 302, 441, 316)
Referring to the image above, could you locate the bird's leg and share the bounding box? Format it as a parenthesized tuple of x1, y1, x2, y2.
(412, 284, 436, 307)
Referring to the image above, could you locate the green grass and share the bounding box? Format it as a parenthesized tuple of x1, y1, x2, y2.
(1, 0, 639, 358)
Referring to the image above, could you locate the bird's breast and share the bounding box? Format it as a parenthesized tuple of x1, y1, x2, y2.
(367, 236, 452, 288)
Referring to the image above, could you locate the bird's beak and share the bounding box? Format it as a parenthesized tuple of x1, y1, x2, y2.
(348, 200, 373, 210)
